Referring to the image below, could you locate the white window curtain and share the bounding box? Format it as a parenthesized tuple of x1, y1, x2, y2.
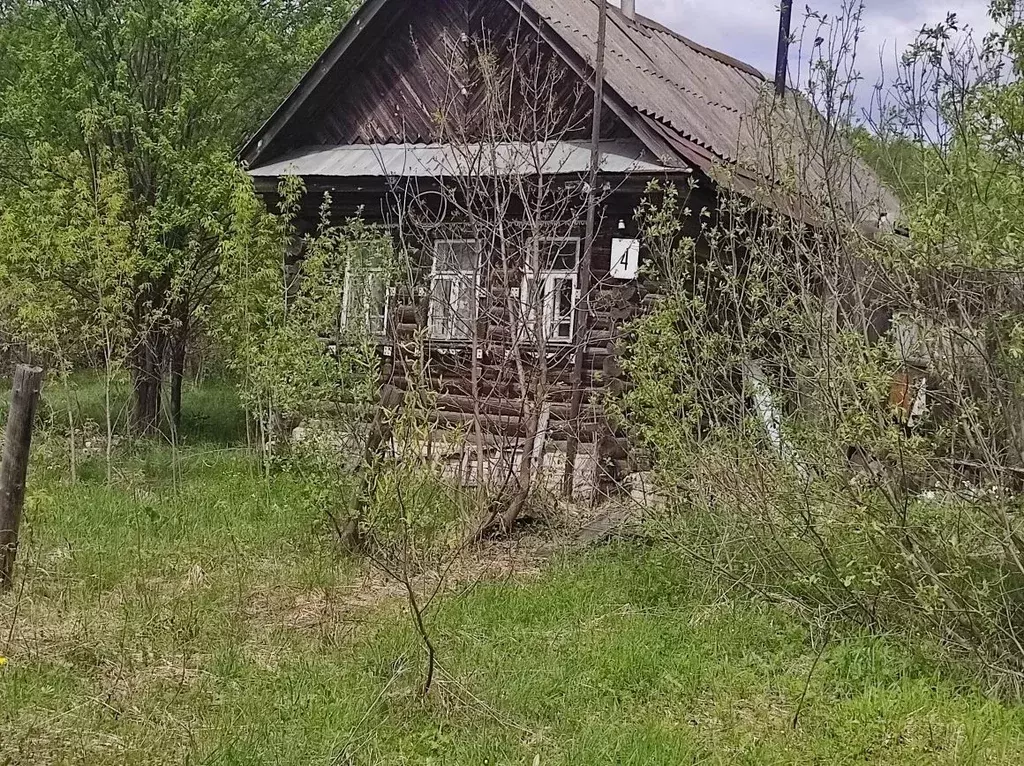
(523, 237, 580, 344)
(340, 266, 389, 337)
(429, 239, 480, 341)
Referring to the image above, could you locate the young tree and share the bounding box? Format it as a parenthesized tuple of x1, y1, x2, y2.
(0, 0, 355, 434)
(616, 1, 1024, 688)
(380, 23, 619, 539)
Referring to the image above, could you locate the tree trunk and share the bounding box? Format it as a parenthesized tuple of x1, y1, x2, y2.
(132, 328, 166, 437)
(169, 359, 183, 436)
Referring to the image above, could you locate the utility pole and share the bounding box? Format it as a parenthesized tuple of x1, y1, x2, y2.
(563, 0, 609, 498)
(775, 0, 794, 97)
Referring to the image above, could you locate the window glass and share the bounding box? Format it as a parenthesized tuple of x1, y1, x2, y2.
(551, 275, 575, 340)
(340, 268, 388, 337)
(523, 237, 580, 344)
(434, 240, 479, 272)
(430, 240, 479, 341)
(538, 238, 579, 271)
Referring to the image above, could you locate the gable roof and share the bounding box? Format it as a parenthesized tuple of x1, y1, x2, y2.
(525, 0, 767, 166)
(242, 0, 900, 227)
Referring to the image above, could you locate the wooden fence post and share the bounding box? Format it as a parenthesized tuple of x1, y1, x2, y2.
(0, 365, 45, 592)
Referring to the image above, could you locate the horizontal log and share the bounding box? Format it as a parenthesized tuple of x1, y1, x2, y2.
(386, 348, 611, 374)
(386, 363, 607, 390)
(385, 374, 521, 397)
(436, 393, 529, 418)
(433, 392, 605, 419)
(432, 410, 607, 439)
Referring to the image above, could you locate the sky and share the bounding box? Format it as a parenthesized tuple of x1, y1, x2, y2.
(636, 0, 996, 118)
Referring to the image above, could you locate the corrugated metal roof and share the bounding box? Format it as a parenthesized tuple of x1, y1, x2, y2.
(245, 0, 899, 225)
(526, 0, 762, 162)
(248, 139, 674, 178)
(524, 0, 900, 224)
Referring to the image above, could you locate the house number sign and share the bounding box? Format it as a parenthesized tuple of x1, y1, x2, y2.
(610, 237, 640, 280)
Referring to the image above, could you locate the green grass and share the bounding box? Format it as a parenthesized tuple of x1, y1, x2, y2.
(15, 370, 248, 447)
(2, 381, 1024, 763)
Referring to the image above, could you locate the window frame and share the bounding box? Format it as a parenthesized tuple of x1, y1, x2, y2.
(338, 263, 391, 339)
(429, 238, 481, 342)
(522, 236, 581, 345)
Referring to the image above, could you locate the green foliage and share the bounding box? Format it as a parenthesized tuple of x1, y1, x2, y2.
(6, 434, 1024, 764)
(621, 169, 1024, 692)
(217, 175, 471, 694)
(216, 179, 463, 687)
(0, 0, 356, 423)
(864, 1, 1024, 269)
(611, 3, 1024, 691)
(0, 0, 353, 180)
(850, 127, 932, 202)
(0, 151, 136, 366)
(216, 177, 392, 442)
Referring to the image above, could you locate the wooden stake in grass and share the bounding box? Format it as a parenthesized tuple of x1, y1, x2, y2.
(0, 364, 45, 593)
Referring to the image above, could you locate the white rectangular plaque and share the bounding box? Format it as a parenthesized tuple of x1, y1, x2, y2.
(610, 238, 640, 280)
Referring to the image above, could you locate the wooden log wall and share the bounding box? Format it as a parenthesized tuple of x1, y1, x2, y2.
(274, 0, 632, 153)
(247, 0, 729, 488)
(267, 170, 717, 492)
(279, 179, 716, 460)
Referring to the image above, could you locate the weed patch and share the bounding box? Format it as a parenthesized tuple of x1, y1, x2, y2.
(2, 385, 1024, 763)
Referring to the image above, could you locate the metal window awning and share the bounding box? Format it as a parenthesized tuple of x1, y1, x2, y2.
(247, 140, 678, 179)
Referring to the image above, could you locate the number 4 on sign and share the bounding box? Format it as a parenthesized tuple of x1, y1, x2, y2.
(610, 238, 640, 280)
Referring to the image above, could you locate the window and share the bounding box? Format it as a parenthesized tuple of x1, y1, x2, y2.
(340, 266, 389, 337)
(430, 239, 479, 341)
(523, 237, 580, 343)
